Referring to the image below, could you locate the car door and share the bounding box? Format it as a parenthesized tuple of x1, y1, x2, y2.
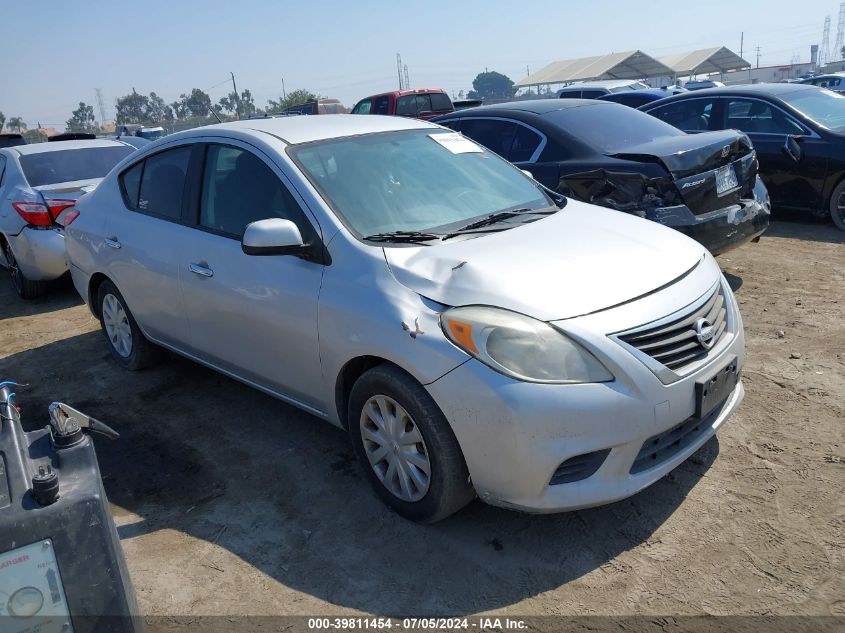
(721, 97, 826, 211)
(178, 141, 325, 410)
(104, 144, 197, 345)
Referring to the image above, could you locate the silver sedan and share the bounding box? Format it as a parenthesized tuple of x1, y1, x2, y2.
(65, 115, 745, 522)
(0, 139, 136, 298)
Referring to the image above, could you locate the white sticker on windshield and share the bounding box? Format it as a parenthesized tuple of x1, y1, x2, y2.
(429, 132, 483, 154)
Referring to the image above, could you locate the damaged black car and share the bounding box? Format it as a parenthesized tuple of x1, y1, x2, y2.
(433, 99, 770, 255)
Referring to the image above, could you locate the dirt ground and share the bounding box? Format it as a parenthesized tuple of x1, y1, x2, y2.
(0, 220, 843, 619)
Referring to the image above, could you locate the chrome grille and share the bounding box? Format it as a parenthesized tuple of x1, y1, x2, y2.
(618, 285, 728, 372)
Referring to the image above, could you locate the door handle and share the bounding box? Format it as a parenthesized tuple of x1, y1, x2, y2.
(105, 237, 121, 249)
(189, 262, 214, 278)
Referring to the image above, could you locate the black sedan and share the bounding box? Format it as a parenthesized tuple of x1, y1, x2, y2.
(640, 83, 845, 231)
(433, 100, 770, 255)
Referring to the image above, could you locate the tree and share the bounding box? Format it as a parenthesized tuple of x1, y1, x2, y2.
(0, 112, 5, 132)
(66, 102, 98, 133)
(172, 88, 213, 119)
(145, 92, 174, 123)
(23, 129, 46, 143)
(266, 89, 319, 112)
(115, 91, 149, 124)
(841, 45, 845, 60)
(467, 71, 516, 100)
(216, 89, 257, 117)
(7, 117, 26, 133)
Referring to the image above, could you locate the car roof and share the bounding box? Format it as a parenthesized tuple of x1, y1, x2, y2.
(561, 79, 643, 89)
(13, 138, 132, 155)
(178, 113, 437, 145)
(359, 88, 447, 100)
(440, 98, 604, 116)
(642, 82, 822, 109)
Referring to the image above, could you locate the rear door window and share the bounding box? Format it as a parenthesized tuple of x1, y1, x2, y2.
(648, 99, 716, 132)
(120, 161, 144, 209)
(373, 96, 390, 115)
(137, 146, 192, 220)
(509, 124, 543, 162)
(724, 98, 805, 135)
(458, 119, 517, 158)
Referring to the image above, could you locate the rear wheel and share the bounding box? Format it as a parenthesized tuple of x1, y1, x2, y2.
(829, 179, 845, 231)
(1, 238, 46, 299)
(96, 280, 162, 370)
(348, 365, 474, 523)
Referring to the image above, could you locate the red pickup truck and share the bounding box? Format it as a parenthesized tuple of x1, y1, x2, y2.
(351, 89, 455, 120)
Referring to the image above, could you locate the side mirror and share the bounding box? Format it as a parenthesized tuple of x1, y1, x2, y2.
(242, 218, 305, 256)
(782, 135, 803, 163)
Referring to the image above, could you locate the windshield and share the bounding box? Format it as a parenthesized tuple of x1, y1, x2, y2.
(290, 129, 553, 237)
(20, 146, 134, 187)
(547, 103, 684, 152)
(782, 88, 845, 131)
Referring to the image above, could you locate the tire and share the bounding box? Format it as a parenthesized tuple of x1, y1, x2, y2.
(96, 280, 162, 370)
(348, 364, 474, 523)
(2, 238, 47, 299)
(829, 179, 845, 231)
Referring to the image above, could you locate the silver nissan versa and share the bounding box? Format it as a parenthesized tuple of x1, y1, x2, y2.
(65, 115, 745, 522)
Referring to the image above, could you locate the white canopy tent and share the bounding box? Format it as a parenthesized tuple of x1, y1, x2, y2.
(515, 50, 675, 88)
(659, 47, 750, 76)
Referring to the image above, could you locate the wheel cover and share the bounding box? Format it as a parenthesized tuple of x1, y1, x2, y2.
(836, 190, 845, 224)
(359, 395, 431, 502)
(102, 293, 133, 358)
(4, 245, 22, 294)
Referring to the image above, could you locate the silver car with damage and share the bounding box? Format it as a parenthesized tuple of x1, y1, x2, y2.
(65, 115, 745, 522)
(0, 139, 136, 298)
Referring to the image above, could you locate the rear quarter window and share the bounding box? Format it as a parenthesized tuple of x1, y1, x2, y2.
(120, 161, 144, 209)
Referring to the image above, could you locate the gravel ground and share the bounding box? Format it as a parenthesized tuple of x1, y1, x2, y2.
(0, 220, 842, 620)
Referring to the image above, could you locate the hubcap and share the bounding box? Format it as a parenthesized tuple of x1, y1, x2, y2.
(836, 191, 845, 224)
(359, 395, 431, 502)
(4, 245, 22, 293)
(102, 294, 132, 358)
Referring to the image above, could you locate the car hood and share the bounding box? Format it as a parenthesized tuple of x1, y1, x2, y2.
(384, 200, 707, 321)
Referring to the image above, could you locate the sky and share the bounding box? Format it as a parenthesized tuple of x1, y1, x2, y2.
(1, 0, 834, 129)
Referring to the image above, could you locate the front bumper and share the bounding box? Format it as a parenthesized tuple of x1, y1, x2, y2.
(6, 227, 67, 281)
(426, 270, 746, 513)
(644, 179, 771, 256)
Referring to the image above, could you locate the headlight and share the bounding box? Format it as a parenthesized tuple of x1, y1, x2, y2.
(440, 306, 613, 384)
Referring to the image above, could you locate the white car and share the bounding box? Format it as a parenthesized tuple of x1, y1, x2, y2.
(0, 139, 136, 298)
(65, 115, 745, 522)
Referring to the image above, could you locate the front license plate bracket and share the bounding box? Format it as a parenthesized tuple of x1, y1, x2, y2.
(695, 355, 739, 419)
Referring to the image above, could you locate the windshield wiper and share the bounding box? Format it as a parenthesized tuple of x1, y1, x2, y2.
(442, 208, 557, 240)
(364, 230, 441, 244)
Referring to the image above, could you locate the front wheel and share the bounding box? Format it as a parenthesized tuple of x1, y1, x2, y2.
(348, 365, 474, 523)
(96, 280, 162, 370)
(829, 179, 845, 231)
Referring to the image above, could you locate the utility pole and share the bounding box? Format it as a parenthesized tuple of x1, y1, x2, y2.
(230, 72, 241, 120)
(739, 32, 743, 60)
(281, 77, 286, 101)
(755, 46, 761, 68)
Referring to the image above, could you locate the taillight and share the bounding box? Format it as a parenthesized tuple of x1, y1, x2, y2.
(12, 202, 52, 226)
(45, 199, 76, 222)
(56, 208, 80, 227)
(11, 199, 75, 227)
